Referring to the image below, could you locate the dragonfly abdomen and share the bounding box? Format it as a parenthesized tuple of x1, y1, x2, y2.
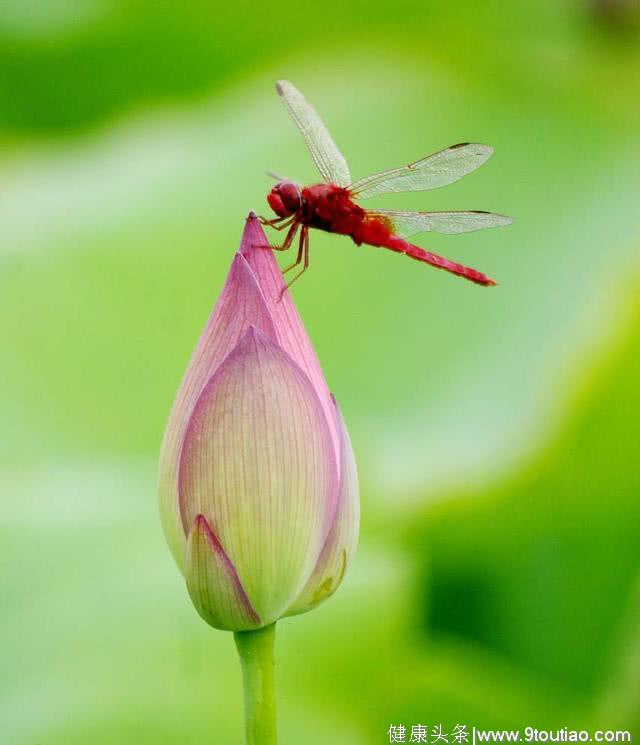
(356, 221, 496, 286)
(352, 215, 395, 246)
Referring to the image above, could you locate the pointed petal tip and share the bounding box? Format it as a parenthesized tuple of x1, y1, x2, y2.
(229, 249, 251, 272)
(238, 323, 267, 347)
(192, 513, 221, 552)
(227, 250, 258, 285)
(187, 514, 262, 629)
(193, 512, 210, 532)
(239, 212, 270, 261)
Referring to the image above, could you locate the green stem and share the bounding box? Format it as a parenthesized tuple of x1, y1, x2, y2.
(234, 624, 277, 745)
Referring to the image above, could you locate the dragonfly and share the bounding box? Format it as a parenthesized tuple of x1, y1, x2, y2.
(260, 80, 512, 290)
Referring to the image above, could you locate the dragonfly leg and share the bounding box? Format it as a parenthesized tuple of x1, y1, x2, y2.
(280, 226, 310, 298)
(258, 216, 283, 227)
(253, 221, 299, 251)
(259, 215, 296, 231)
(281, 225, 306, 273)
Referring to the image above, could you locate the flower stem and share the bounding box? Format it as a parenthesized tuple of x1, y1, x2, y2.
(234, 623, 277, 745)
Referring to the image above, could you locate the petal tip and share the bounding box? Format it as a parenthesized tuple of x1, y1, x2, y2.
(186, 514, 263, 630)
(238, 323, 267, 347)
(240, 212, 270, 260)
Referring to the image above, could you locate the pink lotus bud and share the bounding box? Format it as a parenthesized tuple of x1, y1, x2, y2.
(158, 214, 359, 631)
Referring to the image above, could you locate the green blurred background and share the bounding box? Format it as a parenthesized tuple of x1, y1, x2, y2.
(2, 1, 639, 743)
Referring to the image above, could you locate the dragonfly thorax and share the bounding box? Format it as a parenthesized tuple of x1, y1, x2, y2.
(268, 181, 303, 217)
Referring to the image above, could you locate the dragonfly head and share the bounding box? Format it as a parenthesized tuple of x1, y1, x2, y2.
(267, 181, 302, 217)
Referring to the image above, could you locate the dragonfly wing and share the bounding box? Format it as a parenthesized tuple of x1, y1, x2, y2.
(371, 209, 513, 237)
(276, 80, 351, 187)
(350, 143, 493, 198)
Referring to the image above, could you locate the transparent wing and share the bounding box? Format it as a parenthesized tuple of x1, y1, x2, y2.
(370, 209, 513, 237)
(276, 80, 351, 187)
(349, 143, 493, 198)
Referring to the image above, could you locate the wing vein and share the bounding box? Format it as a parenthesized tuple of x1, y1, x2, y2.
(277, 80, 351, 187)
(350, 143, 494, 197)
(368, 209, 513, 237)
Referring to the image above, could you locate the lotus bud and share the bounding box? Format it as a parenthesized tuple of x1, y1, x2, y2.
(158, 213, 359, 631)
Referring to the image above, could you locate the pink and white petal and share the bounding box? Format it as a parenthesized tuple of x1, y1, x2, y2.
(286, 396, 359, 616)
(159, 251, 278, 571)
(240, 213, 340, 467)
(186, 514, 263, 631)
(178, 326, 339, 624)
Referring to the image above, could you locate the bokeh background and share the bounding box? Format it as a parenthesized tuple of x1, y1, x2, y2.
(2, 1, 640, 743)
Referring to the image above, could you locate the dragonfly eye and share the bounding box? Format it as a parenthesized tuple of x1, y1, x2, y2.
(267, 189, 287, 216)
(276, 181, 302, 213)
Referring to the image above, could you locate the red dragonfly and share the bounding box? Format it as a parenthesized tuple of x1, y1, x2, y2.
(261, 80, 511, 289)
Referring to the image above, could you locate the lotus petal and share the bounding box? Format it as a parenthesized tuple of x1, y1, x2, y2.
(178, 326, 339, 624)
